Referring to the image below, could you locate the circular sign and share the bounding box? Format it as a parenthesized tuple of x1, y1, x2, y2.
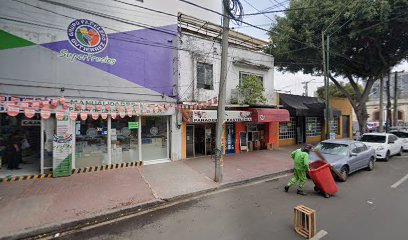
(150, 127, 159, 136)
(67, 19, 108, 54)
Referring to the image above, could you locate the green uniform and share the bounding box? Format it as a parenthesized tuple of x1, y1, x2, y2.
(287, 149, 310, 189)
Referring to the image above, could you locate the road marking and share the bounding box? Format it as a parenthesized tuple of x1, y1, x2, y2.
(391, 173, 408, 188)
(310, 230, 328, 240)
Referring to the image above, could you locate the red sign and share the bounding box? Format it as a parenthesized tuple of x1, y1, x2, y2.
(101, 112, 108, 119)
(111, 112, 117, 119)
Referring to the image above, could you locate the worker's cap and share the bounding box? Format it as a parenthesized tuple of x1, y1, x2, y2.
(302, 144, 314, 152)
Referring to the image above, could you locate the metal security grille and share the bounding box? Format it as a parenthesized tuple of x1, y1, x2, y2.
(279, 117, 296, 139)
(306, 117, 321, 137)
(331, 116, 339, 134)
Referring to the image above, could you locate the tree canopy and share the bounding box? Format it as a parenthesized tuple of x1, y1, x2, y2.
(236, 75, 267, 105)
(315, 82, 364, 103)
(268, 0, 408, 132)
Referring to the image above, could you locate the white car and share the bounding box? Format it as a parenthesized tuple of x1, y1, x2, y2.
(389, 131, 408, 151)
(360, 133, 403, 161)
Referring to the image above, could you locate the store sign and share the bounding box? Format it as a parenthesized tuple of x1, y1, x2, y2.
(128, 122, 139, 129)
(183, 110, 252, 123)
(53, 118, 73, 177)
(59, 19, 117, 65)
(21, 119, 41, 126)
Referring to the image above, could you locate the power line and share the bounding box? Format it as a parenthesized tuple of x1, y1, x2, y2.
(244, 7, 316, 16)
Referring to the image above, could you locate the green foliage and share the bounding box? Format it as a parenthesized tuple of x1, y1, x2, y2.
(237, 75, 267, 105)
(316, 82, 363, 102)
(267, 0, 408, 132)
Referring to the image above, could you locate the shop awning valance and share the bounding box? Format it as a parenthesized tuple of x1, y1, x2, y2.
(279, 94, 325, 116)
(250, 108, 290, 122)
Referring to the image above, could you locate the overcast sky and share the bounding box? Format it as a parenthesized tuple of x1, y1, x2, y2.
(231, 0, 407, 96)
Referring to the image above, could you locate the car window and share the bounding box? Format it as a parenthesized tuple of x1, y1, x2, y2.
(350, 143, 359, 154)
(391, 132, 408, 138)
(315, 142, 349, 156)
(355, 142, 367, 152)
(361, 135, 386, 143)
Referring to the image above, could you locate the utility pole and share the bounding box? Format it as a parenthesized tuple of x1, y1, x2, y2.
(321, 32, 329, 139)
(325, 35, 331, 139)
(386, 71, 392, 132)
(214, 1, 229, 183)
(379, 74, 384, 132)
(393, 71, 398, 127)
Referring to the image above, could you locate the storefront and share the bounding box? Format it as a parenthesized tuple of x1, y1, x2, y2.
(278, 93, 342, 146)
(182, 110, 252, 158)
(236, 108, 290, 152)
(0, 96, 175, 178)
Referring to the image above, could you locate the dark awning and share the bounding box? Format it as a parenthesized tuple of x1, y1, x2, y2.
(279, 94, 325, 116)
(249, 108, 290, 122)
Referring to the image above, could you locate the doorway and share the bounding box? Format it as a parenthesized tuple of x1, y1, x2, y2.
(342, 115, 350, 138)
(297, 116, 306, 144)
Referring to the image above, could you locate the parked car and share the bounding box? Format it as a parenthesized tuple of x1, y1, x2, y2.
(310, 139, 376, 182)
(360, 133, 403, 161)
(389, 130, 408, 151)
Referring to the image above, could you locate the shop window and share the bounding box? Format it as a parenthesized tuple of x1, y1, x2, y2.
(197, 62, 213, 90)
(239, 71, 263, 86)
(141, 116, 168, 161)
(279, 117, 296, 139)
(330, 116, 340, 134)
(111, 117, 139, 163)
(306, 117, 321, 137)
(75, 118, 108, 168)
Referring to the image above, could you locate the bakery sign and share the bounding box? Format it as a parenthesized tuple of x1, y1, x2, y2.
(184, 110, 252, 123)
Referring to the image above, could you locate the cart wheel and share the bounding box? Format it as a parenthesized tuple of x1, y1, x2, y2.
(314, 186, 319, 192)
(324, 193, 330, 198)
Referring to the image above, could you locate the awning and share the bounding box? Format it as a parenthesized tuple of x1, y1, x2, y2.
(279, 94, 324, 116)
(250, 108, 290, 122)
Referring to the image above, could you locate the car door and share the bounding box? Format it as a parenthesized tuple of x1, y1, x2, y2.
(348, 143, 361, 172)
(389, 135, 399, 155)
(355, 142, 369, 169)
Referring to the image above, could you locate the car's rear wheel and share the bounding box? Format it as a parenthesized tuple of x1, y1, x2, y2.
(340, 166, 348, 182)
(367, 157, 375, 171)
(384, 151, 390, 162)
(397, 147, 403, 156)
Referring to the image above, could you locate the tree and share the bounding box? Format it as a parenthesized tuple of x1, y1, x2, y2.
(315, 82, 363, 103)
(268, 0, 408, 133)
(236, 75, 267, 105)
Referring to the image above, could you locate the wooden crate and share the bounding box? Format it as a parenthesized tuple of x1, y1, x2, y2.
(294, 205, 316, 239)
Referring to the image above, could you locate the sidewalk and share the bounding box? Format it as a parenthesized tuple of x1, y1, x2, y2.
(0, 147, 297, 239)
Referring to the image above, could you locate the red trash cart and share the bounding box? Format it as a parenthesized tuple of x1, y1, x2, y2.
(308, 160, 338, 198)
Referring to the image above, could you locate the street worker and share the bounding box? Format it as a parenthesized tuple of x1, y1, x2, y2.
(284, 144, 314, 196)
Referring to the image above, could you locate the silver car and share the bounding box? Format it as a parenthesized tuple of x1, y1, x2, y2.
(310, 139, 376, 182)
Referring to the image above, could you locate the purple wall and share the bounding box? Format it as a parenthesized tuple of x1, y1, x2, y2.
(42, 25, 177, 97)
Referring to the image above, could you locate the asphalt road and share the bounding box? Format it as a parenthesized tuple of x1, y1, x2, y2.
(59, 154, 408, 240)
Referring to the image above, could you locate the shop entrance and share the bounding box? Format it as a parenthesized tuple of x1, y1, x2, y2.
(0, 114, 44, 178)
(186, 124, 215, 158)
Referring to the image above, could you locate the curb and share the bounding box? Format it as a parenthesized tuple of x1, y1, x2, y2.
(0, 161, 143, 183)
(2, 168, 293, 240)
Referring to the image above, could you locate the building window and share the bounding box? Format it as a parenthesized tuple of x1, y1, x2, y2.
(111, 116, 139, 163)
(141, 116, 169, 160)
(239, 71, 263, 86)
(75, 118, 108, 168)
(306, 117, 321, 137)
(331, 116, 340, 134)
(279, 117, 296, 139)
(197, 62, 213, 90)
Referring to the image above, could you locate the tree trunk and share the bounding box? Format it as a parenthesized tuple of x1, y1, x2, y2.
(354, 103, 368, 134)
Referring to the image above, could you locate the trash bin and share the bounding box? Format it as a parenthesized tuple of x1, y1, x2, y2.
(308, 160, 338, 198)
